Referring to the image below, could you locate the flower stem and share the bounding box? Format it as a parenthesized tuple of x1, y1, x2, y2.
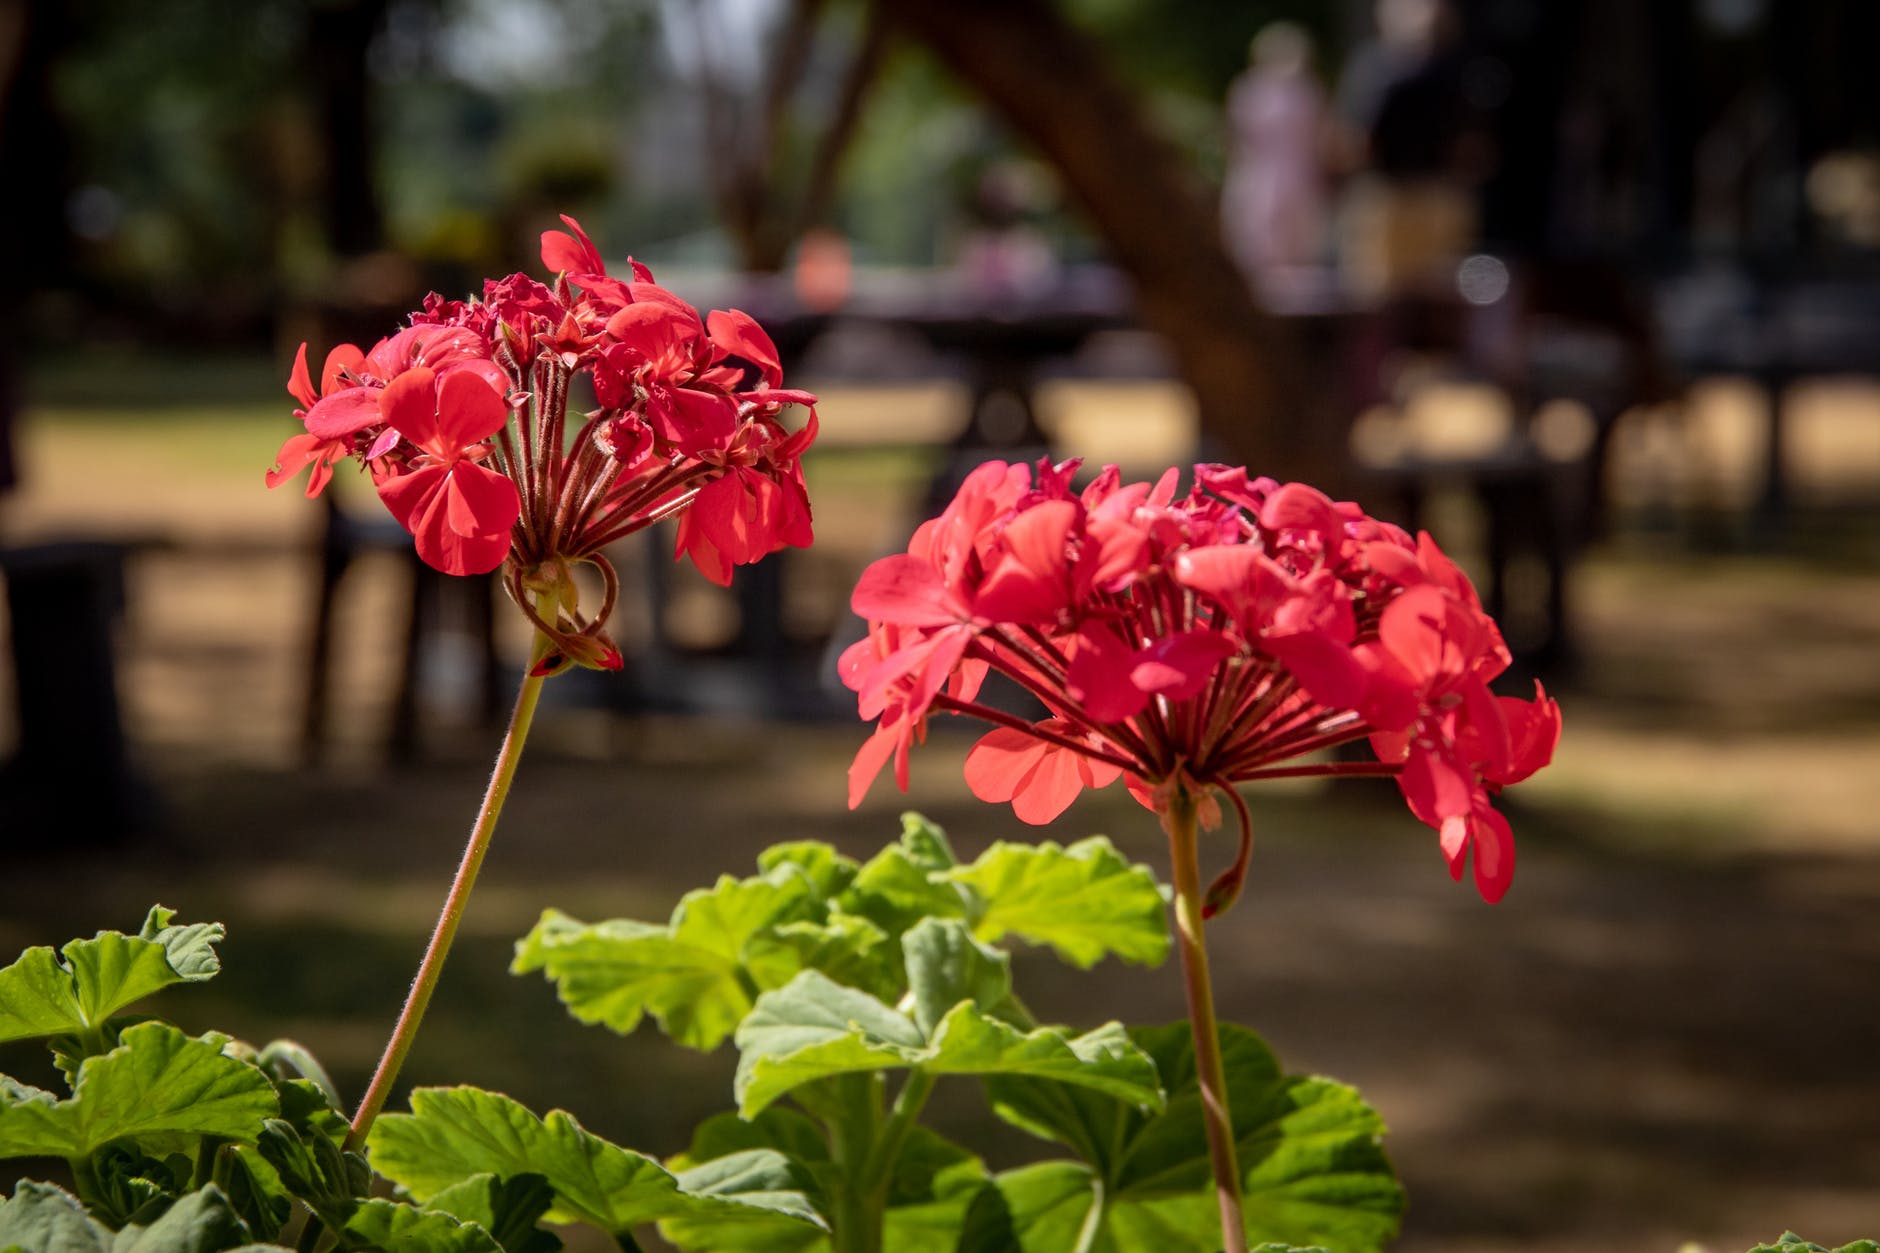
(859, 1070, 935, 1199)
(826, 1074, 885, 1253)
(1163, 788, 1248, 1253)
(342, 655, 548, 1151)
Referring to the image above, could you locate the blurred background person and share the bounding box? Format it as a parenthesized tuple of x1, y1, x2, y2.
(956, 159, 1060, 301)
(1220, 21, 1329, 286)
(1333, 0, 1486, 302)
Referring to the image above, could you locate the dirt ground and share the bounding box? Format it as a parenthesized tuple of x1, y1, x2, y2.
(2, 382, 1879, 1252)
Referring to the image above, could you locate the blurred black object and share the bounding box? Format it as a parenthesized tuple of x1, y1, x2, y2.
(0, 542, 154, 845)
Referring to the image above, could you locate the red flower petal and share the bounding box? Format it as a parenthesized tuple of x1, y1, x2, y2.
(421, 522, 513, 577)
(1439, 813, 1471, 876)
(777, 403, 819, 459)
(1011, 747, 1089, 824)
(965, 727, 1092, 824)
(286, 343, 316, 409)
(1264, 629, 1366, 709)
(380, 368, 441, 448)
(408, 481, 513, 575)
(541, 214, 605, 276)
(707, 308, 783, 387)
(1496, 684, 1562, 784)
(1259, 482, 1338, 539)
(266, 432, 326, 494)
(860, 627, 970, 726)
(651, 386, 738, 455)
(693, 471, 780, 566)
(963, 726, 1046, 802)
(851, 554, 964, 627)
(443, 357, 509, 401)
(1065, 627, 1148, 723)
(1354, 642, 1420, 732)
(376, 463, 448, 532)
(435, 368, 508, 447)
(606, 299, 701, 361)
(1398, 745, 1479, 831)
(441, 462, 521, 539)
(974, 500, 1078, 624)
(1469, 805, 1515, 902)
(322, 344, 365, 394)
(848, 721, 904, 808)
(673, 510, 734, 586)
(303, 385, 384, 440)
(1131, 630, 1236, 700)
(1376, 585, 1452, 683)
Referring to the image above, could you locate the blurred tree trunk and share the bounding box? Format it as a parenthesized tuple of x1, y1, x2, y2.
(307, 0, 389, 257)
(0, 0, 74, 496)
(876, 0, 1323, 484)
(701, 0, 889, 272)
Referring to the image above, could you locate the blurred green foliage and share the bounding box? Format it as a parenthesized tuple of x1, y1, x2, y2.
(43, 0, 1353, 333)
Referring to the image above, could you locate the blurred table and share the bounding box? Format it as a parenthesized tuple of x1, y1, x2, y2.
(1658, 266, 1880, 531)
(0, 539, 159, 844)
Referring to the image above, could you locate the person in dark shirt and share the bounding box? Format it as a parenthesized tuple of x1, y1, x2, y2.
(1333, 0, 1486, 299)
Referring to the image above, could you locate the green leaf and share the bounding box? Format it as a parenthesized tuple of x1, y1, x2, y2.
(260, 1118, 512, 1253)
(367, 1087, 824, 1239)
(255, 1120, 369, 1222)
(0, 910, 223, 1048)
(952, 1179, 1019, 1253)
(511, 913, 707, 1041)
(875, 1159, 997, 1253)
(731, 973, 925, 1117)
(423, 1175, 560, 1253)
(733, 972, 1160, 1118)
(919, 1008, 1160, 1105)
(335, 1200, 502, 1253)
(512, 868, 816, 1051)
(743, 914, 903, 1004)
(756, 843, 860, 901)
(89, 1143, 190, 1228)
(0, 1023, 278, 1159)
(897, 813, 960, 870)
(944, 837, 1169, 969)
(987, 1023, 1402, 1252)
(965, 1161, 1092, 1252)
(252, 1042, 342, 1116)
(901, 919, 1013, 1038)
(0, 949, 88, 1048)
(672, 873, 820, 963)
(662, 1112, 987, 1253)
(0, 1182, 275, 1253)
(270, 1079, 349, 1147)
(0, 1181, 112, 1253)
(839, 817, 968, 937)
(678, 1109, 833, 1183)
(136, 909, 224, 984)
(111, 1186, 253, 1253)
(213, 1146, 293, 1244)
(660, 1152, 828, 1250)
(1745, 1238, 1880, 1253)
(660, 1111, 831, 1253)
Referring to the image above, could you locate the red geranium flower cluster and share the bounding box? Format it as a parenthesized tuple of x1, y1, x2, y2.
(269, 216, 817, 672)
(843, 459, 1560, 904)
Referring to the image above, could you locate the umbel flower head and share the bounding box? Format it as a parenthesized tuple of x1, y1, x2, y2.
(269, 216, 817, 673)
(842, 459, 1560, 905)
